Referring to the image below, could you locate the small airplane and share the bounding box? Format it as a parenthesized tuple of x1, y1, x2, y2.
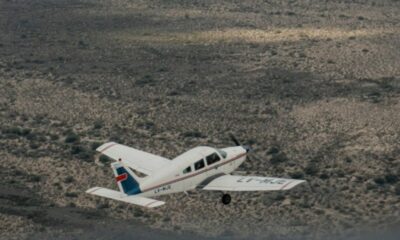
(86, 135, 305, 208)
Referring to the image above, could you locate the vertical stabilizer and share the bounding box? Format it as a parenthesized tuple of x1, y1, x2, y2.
(111, 162, 141, 195)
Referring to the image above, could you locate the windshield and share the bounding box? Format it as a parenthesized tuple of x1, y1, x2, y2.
(217, 149, 227, 158)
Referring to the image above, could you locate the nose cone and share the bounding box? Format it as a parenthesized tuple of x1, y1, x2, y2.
(242, 145, 251, 152)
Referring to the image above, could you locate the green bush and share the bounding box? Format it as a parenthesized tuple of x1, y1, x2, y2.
(29, 175, 41, 182)
(50, 134, 59, 141)
(65, 192, 78, 198)
(91, 142, 101, 150)
(290, 171, 304, 179)
(136, 75, 155, 87)
(304, 164, 319, 176)
(96, 203, 109, 209)
(99, 154, 111, 164)
(319, 172, 329, 180)
(385, 174, 398, 184)
(70, 145, 93, 161)
(274, 193, 285, 201)
(29, 143, 39, 149)
(266, 146, 279, 155)
(395, 184, 400, 196)
(181, 130, 205, 138)
(2, 126, 23, 136)
(270, 152, 288, 165)
(71, 145, 84, 155)
(64, 176, 74, 183)
(373, 177, 385, 185)
(65, 133, 79, 143)
(133, 208, 144, 217)
(26, 132, 37, 140)
(93, 120, 104, 129)
(137, 120, 155, 130)
(21, 128, 31, 136)
(78, 151, 93, 161)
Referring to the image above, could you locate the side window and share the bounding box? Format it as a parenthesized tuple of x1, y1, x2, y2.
(206, 152, 221, 165)
(194, 159, 205, 170)
(182, 166, 191, 174)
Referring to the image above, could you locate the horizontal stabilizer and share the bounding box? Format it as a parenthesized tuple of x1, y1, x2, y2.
(86, 187, 165, 208)
(96, 142, 170, 176)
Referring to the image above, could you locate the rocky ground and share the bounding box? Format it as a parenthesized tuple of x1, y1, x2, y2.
(0, 0, 400, 239)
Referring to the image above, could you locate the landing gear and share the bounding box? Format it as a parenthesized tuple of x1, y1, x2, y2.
(221, 193, 231, 205)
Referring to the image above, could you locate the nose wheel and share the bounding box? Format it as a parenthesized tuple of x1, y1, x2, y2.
(221, 193, 231, 205)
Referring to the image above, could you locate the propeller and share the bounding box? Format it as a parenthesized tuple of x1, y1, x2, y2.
(229, 133, 251, 153)
(228, 133, 265, 162)
(228, 133, 276, 173)
(229, 133, 241, 146)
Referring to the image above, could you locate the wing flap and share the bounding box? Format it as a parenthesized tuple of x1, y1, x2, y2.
(97, 142, 170, 175)
(201, 175, 305, 191)
(86, 187, 165, 208)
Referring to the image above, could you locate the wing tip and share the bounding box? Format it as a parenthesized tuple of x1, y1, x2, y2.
(282, 180, 306, 190)
(96, 142, 117, 153)
(146, 201, 165, 208)
(86, 187, 102, 194)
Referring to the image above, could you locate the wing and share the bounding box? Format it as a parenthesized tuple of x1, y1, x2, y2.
(201, 175, 305, 191)
(86, 187, 165, 208)
(97, 142, 170, 176)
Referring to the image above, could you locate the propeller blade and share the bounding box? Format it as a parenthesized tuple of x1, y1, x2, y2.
(229, 133, 241, 146)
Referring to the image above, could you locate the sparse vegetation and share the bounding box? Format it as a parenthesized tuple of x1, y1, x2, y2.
(395, 184, 400, 196)
(290, 171, 304, 179)
(64, 176, 74, 183)
(0, 0, 399, 239)
(65, 192, 78, 198)
(136, 120, 155, 130)
(374, 177, 385, 186)
(93, 120, 104, 129)
(65, 133, 79, 143)
(269, 152, 288, 165)
(181, 130, 205, 138)
(28, 174, 41, 182)
(384, 174, 398, 184)
(99, 154, 111, 164)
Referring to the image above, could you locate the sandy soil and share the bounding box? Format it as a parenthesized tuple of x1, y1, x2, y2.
(0, 0, 400, 239)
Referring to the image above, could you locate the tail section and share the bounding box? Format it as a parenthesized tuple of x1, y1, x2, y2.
(111, 162, 142, 195)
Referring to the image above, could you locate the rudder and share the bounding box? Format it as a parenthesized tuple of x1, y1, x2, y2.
(111, 162, 141, 195)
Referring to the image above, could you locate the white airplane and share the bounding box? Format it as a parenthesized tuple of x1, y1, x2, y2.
(86, 136, 305, 208)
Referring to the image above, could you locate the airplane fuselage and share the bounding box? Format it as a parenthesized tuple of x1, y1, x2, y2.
(138, 146, 247, 197)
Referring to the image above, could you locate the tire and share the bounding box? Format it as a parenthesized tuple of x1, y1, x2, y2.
(221, 194, 231, 205)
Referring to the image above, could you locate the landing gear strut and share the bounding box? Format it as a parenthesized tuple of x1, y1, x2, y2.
(221, 193, 231, 205)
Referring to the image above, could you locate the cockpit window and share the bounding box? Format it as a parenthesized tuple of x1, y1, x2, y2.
(217, 149, 227, 159)
(206, 152, 221, 165)
(194, 159, 205, 170)
(183, 166, 191, 174)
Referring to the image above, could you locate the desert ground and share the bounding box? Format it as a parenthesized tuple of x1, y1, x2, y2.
(1, 0, 400, 239)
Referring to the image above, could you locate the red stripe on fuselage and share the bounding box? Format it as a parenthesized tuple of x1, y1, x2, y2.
(141, 152, 247, 193)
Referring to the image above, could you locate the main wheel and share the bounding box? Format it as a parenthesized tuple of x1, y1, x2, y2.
(221, 194, 231, 205)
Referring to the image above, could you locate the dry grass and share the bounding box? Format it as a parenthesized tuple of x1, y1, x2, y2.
(1, 0, 400, 239)
(114, 27, 394, 45)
